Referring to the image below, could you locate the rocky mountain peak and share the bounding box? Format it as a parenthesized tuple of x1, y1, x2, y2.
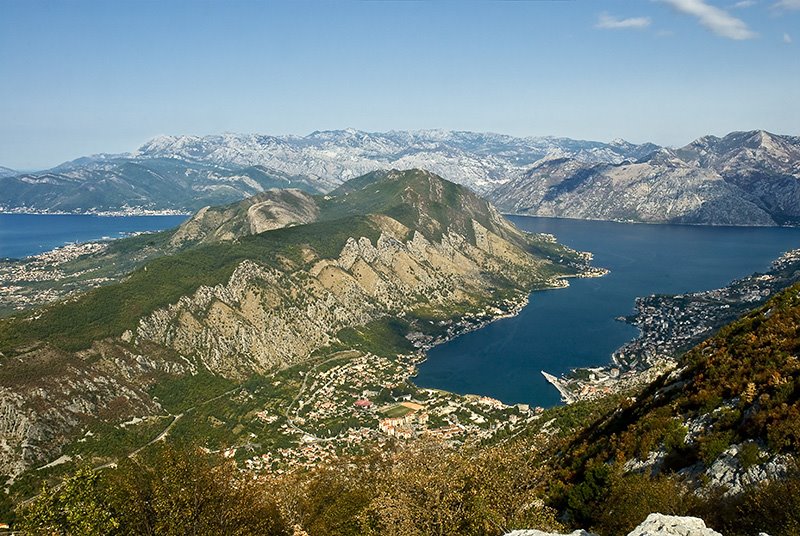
(491, 129, 799, 226)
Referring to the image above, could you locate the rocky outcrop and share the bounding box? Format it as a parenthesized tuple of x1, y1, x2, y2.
(626, 513, 722, 536)
(505, 513, 722, 536)
(505, 529, 594, 536)
(506, 530, 595, 536)
(169, 189, 319, 248)
(138, 214, 554, 378)
(693, 444, 791, 497)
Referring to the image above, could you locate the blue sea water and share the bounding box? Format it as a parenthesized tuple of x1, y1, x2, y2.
(414, 217, 800, 408)
(0, 214, 189, 259)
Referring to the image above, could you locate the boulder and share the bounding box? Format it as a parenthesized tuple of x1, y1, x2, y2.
(505, 513, 724, 536)
(626, 513, 722, 536)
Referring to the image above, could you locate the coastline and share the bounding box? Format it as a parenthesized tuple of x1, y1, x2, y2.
(502, 212, 799, 229)
(5, 209, 793, 227)
(0, 209, 191, 217)
(542, 248, 800, 405)
(410, 264, 608, 407)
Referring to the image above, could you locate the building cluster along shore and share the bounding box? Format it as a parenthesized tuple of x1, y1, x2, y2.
(544, 249, 800, 404)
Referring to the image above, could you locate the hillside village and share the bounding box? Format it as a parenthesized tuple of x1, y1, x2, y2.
(236, 349, 540, 474)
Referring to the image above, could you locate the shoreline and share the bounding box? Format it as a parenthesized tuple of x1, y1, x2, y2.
(3, 210, 794, 227)
(1, 229, 167, 263)
(410, 266, 607, 407)
(0, 210, 191, 217)
(543, 248, 800, 405)
(502, 212, 797, 229)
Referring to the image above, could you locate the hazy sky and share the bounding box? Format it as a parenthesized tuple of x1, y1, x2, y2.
(1, 0, 798, 169)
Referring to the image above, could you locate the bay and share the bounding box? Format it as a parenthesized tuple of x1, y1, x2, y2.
(0, 213, 188, 259)
(414, 217, 800, 408)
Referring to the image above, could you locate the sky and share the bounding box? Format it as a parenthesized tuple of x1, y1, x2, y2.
(1, 0, 798, 170)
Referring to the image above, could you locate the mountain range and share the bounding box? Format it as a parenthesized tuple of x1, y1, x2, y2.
(0, 157, 319, 214)
(0, 130, 656, 213)
(3, 128, 798, 226)
(491, 130, 800, 226)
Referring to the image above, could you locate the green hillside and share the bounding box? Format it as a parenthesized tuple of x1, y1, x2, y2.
(0, 169, 594, 517)
(0, 170, 581, 354)
(549, 282, 800, 534)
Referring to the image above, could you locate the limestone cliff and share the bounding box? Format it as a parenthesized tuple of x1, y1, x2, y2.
(137, 213, 557, 378)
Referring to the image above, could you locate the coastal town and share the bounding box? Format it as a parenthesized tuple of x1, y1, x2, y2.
(543, 248, 800, 404)
(0, 207, 189, 216)
(236, 344, 541, 474)
(0, 241, 114, 313)
(0, 228, 176, 315)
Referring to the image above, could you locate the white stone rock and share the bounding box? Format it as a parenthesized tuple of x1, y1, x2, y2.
(505, 530, 595, 536)
(626, 513, 722, 536)
(506, 514, 724, 536)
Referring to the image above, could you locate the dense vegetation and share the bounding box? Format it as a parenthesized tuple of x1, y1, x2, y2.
(19, 444, 288, 535)
(17, 439, 565, 536)
(16, 436, 800, 535)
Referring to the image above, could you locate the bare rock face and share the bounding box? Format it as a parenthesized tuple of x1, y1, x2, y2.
(701, 444, 791, 496)
(137, 214, 550, 379)
(491, 158, 774, 226)
(169, 189, 319, 247)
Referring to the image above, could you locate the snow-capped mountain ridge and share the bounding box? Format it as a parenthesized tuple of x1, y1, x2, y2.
(132, 129, 657, 193)
(3, 128, 794, 223)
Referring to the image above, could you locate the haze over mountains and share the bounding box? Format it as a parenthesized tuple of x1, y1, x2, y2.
(1, 129, 798, 226)
(0, 166, 17, 179)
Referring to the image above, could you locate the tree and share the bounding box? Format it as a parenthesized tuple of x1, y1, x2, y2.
(20, 444, 289, 536)
(20, 467, 120, 535)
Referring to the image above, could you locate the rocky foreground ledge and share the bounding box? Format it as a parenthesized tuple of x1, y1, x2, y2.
(506, 513, 726, 536)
